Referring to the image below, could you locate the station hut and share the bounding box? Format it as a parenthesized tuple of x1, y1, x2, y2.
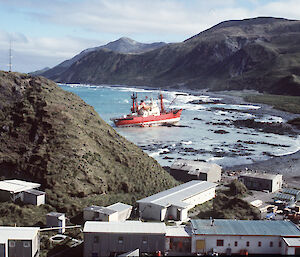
(238, 173, 282, 193)
(83, 221, 166, 257)
(0, 226, 40, 257)
(83, 206, 118, 222)
(191, 219, 300, 255)
(0, 180, 41, 203)
(84, 202, 132, 222)
(137, 180, 217, 222)
(170, 160, 221, 183)
(46, 212, 66, 234)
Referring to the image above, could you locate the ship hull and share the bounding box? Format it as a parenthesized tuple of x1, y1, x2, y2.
(113, 109, 182, 127)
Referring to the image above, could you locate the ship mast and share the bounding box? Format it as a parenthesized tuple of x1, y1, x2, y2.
(131, 92, 137, 113)
(159, 92, 165, 113)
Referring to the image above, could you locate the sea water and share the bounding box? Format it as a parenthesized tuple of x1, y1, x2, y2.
(60, 84, 300, 167)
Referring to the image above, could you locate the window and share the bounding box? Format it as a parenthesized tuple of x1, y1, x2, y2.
(216, 240, 224, 246)
(246, 241, 250, 247)
(9, 241, 15, 248)
(142, 238, 147, 245)
(23, 242, 30, 248)
(270, 241, 273, 247)
(93, 236, 99, 243)
(118, 237, 124, 244)
(258, 241, 261, 247)
(234, 241, 238, 247)
(279, 241, 282, 247)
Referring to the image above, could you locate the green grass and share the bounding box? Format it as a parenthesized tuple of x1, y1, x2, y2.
(243, 94, 300, 114)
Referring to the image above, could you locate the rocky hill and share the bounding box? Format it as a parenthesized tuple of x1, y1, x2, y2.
(42, 17, 300, 96)
(41, 37, 166, 80)
(0, 71, 177, 218)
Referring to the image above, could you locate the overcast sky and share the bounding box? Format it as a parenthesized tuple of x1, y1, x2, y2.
(0, 0, 300, 73)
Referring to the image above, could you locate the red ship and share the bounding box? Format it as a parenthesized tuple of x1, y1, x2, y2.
(111, 93, 182, 127)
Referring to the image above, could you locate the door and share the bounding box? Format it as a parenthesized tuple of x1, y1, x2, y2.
(196, 240, 205, 253)
(0, 244, 5, 257)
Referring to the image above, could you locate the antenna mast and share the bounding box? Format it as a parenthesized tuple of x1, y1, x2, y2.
(9, 39, 12, 72)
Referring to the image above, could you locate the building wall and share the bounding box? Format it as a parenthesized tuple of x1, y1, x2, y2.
(183, 187, 215, 208)
(139, 203, 166, 221)
(8, 240, 33, 257)
(192, 235, 282, 255)
(206, 169, 221, 183)
(239, 176, 273, 192)
(116, 208, 132, 222)
(271, 176, 282, 193)
(0, 191, 11, 202)
(84, 232, 165, 257)
(46, 215, 65, 234)
(23, 192, 45, 206)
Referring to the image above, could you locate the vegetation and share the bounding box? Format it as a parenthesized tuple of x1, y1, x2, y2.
(0, 71, 178, 226)
(244, 94, 300, 114)
(189, 180, 260, 220)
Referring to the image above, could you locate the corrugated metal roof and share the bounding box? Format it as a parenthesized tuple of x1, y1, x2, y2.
(0, 227, 39, 243)
(83, 206, 116, 215)
(166, 225, 192, 237)
(0, 179, 40, 193)
(25, 189, 45, 196)
(108, 202, 132, 212)
(137, 180, 216, 208)
(83, 221, 166, 234)
(274, 193, 295, 201)
(46, 212, 65, 218)
(283, 237, 300, 247)
(170, 159, 221, 175)
(191, 219, 300, 236)
(282, 188, 300, 196)
(239, 173, 281, 180)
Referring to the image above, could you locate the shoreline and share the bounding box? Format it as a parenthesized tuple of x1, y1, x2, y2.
(61, 83, 300, 186)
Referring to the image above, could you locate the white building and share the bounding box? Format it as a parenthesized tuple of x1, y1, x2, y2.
(170, 160, 222, 183)
(0, 180, 42, 203)
(46, 212, 66, 234)
(107, 202, 132, 221)
(282, 237, 300, 255)
(239, 173, 282, 193)
(83, 202, 132, 222)
(83, 221, 166, 257)
(0, 226, 40, 257)
(191, 219, 300, 255)
(137, 180, 217, 221)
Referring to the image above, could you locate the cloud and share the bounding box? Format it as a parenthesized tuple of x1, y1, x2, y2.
(1, 0, 300, 73)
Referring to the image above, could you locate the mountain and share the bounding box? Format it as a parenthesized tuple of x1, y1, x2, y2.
(0, 71, 177, 218)
(29, 67, 50, 76)
(41, 37, 166, 80)
(42, 17, 300, 96)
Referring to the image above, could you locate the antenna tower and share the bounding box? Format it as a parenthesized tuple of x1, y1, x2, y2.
(9, 39, 12, 72)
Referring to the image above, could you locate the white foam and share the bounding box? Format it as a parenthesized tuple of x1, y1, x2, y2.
(181, 141, 193, 145)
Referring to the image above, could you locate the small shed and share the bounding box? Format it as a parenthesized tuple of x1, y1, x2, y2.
(23, 189, 45, 206)
(46, 212, 66, 234)
(170, 160, 221, 183)
(83, 206, 118, 222)
(239, 173, 282, 193)
(274, 193, 295, 204)
(107, 202, 132, 222)
(0, 179, 41, 202)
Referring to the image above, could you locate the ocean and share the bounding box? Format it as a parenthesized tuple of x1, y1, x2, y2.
(60, 84, 300, 167)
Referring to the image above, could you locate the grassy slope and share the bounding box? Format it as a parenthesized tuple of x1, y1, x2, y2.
(243, 94, 300, 114)
(0, 71, 178, 225)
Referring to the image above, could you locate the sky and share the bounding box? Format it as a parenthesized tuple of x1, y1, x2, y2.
(0, 0, 300, 73)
